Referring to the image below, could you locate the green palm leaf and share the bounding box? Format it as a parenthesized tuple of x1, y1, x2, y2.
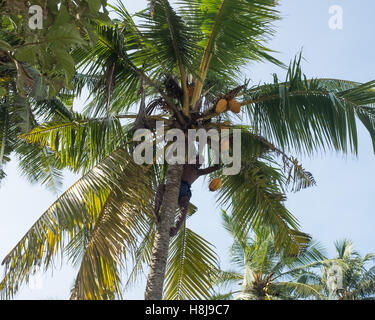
(0, 148, 152, 299)
(15, 142, 64, 193)
(19, 115, 125, 173)
(190, 0, 282, 106)
(137, 0, 199, 112)
(217, 157, 310, 255)
(70, 177, 152, 300)
(242, 55, 375, 154)
(164, 226, 218, 300)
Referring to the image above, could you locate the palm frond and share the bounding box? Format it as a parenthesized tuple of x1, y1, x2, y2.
(15, 142, 64, 193)
(273, 281, 323, 299)
(0, 148, 152, 299)
(217, 157, 310, 255)
(73, 23, 143, 117)
(241, 129, 316, 192)
(190, 0, 282, 106)
(138, 0, 199, 112)
(164, 227, 218, 300)
(242, 54, 375, 155)
(70, 174, 152, 300)
(19, 115, 125, 173)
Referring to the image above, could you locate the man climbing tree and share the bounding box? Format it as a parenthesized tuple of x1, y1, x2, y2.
(155, 155, 221, 236)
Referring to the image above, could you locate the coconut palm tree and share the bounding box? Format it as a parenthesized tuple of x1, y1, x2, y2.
(213, 218, 375, 301)
(211, 211, 329, 300)
(2, 0, 375, 300)
(309, 240, 375, 300)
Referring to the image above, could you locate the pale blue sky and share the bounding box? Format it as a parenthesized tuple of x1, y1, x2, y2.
(1, 0, 375, 299)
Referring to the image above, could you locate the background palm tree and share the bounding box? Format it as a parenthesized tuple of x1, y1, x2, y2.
(1, 0, 375, 300)
(304, 239, 375, 300)
(212, 216, 375, 301)
(211, 211, 328, 300)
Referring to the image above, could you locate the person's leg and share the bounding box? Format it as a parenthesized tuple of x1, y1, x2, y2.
(170, 196, 190, 237)
(154, 184, 166, 222)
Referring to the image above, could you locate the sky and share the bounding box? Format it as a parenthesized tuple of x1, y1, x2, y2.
(1, 0, 375, 299)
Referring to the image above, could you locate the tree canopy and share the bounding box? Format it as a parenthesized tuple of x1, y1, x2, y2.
(1, 0, 375, 300)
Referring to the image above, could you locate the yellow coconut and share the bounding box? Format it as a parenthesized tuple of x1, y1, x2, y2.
(229, 98, 241, 114)
(209, 178, 222, 192)
(215, 99, 228, 114)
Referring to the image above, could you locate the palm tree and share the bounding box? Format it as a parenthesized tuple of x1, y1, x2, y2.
(313, 240, 375, 300)
(211, 211, 328, 300)
(213, 215, 375, 301)
(2, 0, 375, 300)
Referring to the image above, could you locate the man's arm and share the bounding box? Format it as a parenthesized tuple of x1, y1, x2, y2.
(197, 164, 221, 176)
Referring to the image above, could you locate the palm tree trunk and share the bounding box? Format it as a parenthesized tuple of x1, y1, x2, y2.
(144, 164, 183, 300)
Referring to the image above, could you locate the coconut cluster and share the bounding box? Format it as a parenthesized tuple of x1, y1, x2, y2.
(208, 97, 242, 192)
(215, 98, 241, 114)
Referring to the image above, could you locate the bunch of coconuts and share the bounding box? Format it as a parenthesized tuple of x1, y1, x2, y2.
(207, 98, 241, 192)
(215, 98, 241, 114)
